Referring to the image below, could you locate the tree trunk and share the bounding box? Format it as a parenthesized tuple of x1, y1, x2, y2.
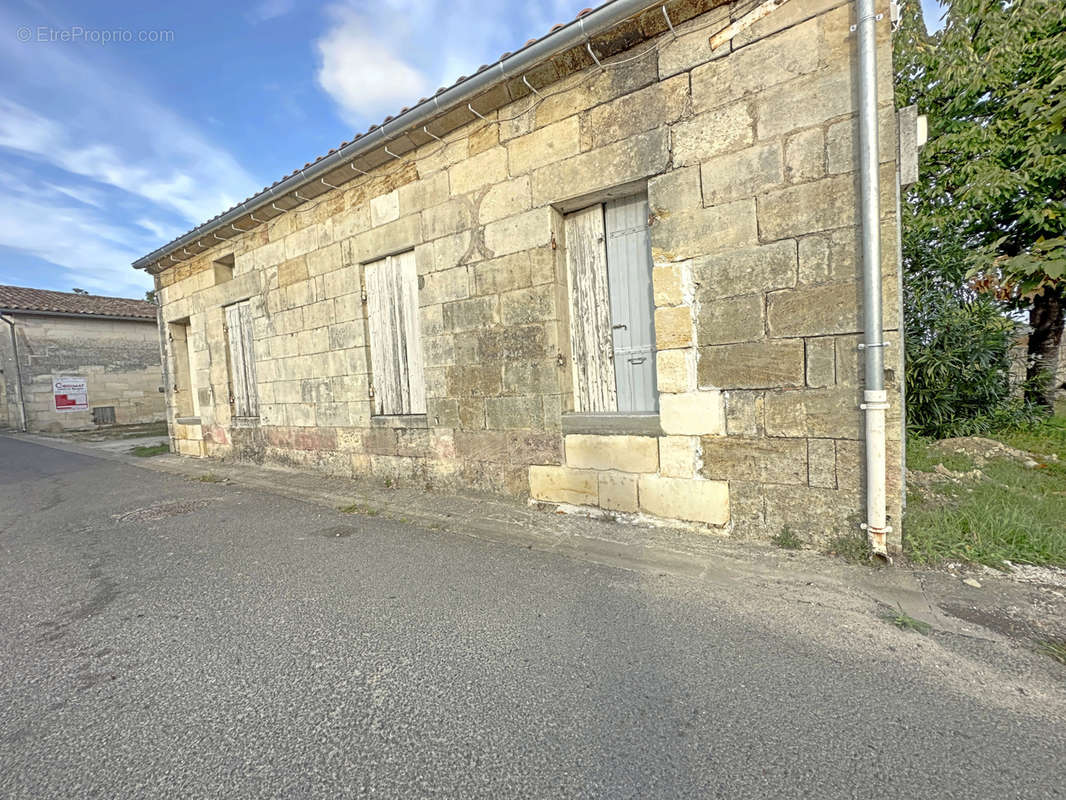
(1026, 285, 1065, 409)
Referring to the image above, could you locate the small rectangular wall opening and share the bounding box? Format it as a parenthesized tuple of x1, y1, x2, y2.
(213, 253, 235, 285)
(168, 319, 198, 418)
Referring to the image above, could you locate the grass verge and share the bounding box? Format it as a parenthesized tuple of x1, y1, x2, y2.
(130, 443, 169, 457)
(338, 503, 380, 517)
(771, 526, 803, 550)
(883, 605, 932, 635)
(905, 403, 1066, 569)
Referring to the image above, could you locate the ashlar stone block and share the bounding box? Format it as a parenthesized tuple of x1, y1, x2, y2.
(565, 434, 659, 473)
(638, 474, 729, 525)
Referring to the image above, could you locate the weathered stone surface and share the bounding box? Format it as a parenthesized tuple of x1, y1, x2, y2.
(638, 475, 729, 525)
(757, 173, 858, 242)
(455, 430, 509, 462)
(479, 177, 532, 224)
(420, 266, 471, 306)
(655, 305, 693, 350)
(468, 123, 499, 157)
(483, 207, 553, 257)
(443, 296, 498, 333)
(825, 109, 898, 174)
(423, 199, 473, 241)
(565, 434, 659, 473)
(507, 117, 581, 176)
(445, 364, 502, 398)
(508, 431, 562, 465)
(693, 240, 796, 299)
(692, 17, 820, 112)
(807, 438, 837, 488)
(724, 390, 760, 436)
(696, 293, 764, 346)
(502, 359, 560, 395)
(651, 199, 759, 262)
(784, 127, 825, 184)
(805, 337, 836, 387)
(278, 257, 308, 288)
(473, 252, 532, 296)
(370, 190, 400, 227)
(529, 465, 598, 505)
(763, 388, 862, 440)
(648, 166, 702, 215)
(398, 171, 449, 216)
(653, 264, 684, 307)
(797, 220, 899, 286)
(699, 142, 783, 205)
(486, 395, 543, 429)
(700, 435, 808, 484)
(598, 471, 639, 512)
(755, 67, 855, 140)
(659, 391, 726, 436)
(580, 75, 690, 150)
(500, 287, 554, 326)
(531, 129, 669, 206)
(658, 5, 731, 78)
(658, 435, 699, 478)
(767, 281, 861, 338)
(656, 348, 694, 393)
(449, 147, 508, 195)
(698, 340, 804, 389)
(672, 104, 754, 167)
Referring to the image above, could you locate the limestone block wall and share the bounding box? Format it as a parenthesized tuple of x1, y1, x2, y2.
(153, 0, 904, 546)
(0, 314, 165, 432)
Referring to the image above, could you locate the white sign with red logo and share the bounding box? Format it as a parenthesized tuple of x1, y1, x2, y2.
(53, 376, 88, 412)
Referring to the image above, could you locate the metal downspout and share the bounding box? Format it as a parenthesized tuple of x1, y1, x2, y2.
(0, 314, 28, 432)
(856, 0, 890, 560)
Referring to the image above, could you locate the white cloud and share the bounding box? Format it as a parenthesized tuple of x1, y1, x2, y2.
(0, 191, 153, 296)
(315, 6, 430, 124)
(313, 0, 589, 127)
(0, 5, 260, 293)
(249, 0, 296, 23)
(0, 97, 254, 225)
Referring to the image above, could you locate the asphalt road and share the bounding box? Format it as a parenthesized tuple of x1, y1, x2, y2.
(0, 435, 1063, 799)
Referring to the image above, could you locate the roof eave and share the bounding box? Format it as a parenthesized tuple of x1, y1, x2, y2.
(132, 0, 665, 272)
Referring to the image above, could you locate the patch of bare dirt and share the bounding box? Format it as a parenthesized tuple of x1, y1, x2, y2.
(930, 436, 1059, 468)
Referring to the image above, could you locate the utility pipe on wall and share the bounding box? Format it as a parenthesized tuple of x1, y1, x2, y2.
(855, 0, 891, 559)
(0, 314, 28, 432)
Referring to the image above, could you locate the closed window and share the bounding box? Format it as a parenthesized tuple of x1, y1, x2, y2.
(564, 193, 658, 413)
(224, 299, 259, 418)
(365, 250, 426, 416)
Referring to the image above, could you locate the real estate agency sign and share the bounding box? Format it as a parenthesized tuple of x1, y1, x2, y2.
(53, 376, 88, 412)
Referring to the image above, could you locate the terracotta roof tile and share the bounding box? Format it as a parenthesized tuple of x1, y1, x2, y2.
(0, 285, 157, 320)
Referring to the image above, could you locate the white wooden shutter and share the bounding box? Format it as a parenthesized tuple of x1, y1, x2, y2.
(366, 252, 425, 415)
(238, 300, 259, 417)
(564, 205, 617, 413)
(395, 251, 426, 414)
(225, 300, 259, 417)
(605, 194, 658, 412)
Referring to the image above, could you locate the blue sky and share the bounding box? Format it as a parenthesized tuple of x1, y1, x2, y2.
(0, 0, 946, 299)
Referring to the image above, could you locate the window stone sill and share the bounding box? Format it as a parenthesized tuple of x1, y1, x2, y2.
(370, 414, 430, 430)
(561, 413, 661, 436)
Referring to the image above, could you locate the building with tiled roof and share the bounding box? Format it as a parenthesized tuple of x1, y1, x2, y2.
(0, 285, 164, 432)
(137, 0, 914, 555)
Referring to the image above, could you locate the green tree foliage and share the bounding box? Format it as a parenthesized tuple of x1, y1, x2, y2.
(896, 0, 1066, 425)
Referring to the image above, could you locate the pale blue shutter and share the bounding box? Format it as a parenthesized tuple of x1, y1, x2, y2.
(604, 194, 658, 412)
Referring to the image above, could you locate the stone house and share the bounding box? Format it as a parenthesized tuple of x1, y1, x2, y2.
(135, 0, 908, 547)
(0, 285, 165, 432)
